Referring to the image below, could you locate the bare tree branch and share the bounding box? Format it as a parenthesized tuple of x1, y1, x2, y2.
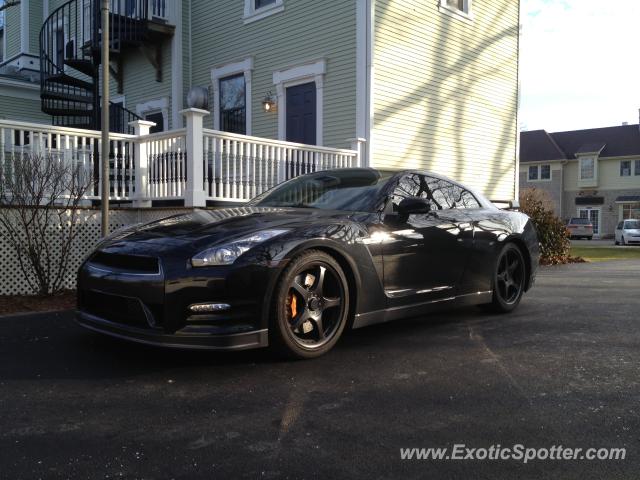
(0, 151, 92, 295)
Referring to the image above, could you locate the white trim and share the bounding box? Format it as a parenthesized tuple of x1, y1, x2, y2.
(514, 0, 522, 200)
(527, 163, 552, 182)
(211, 57, 253, 135)
(136, 97, 169, 132)
(1, 53, 40, 72)
(0, 77, 41, 104)
(577, 207, 602, 238)
(356, 0, 372, 166)
(577, 155, 598, 188)
(273, 59, 326, 145)
(243, 0, 284, 24)
(20, 0, 29, 53)
(171, 0, 183, 129)
(438, 0, 474, 22)
(368, 0, 374, 166)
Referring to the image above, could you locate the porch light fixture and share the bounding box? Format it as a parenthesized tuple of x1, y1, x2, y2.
(262, 92, 277, 112)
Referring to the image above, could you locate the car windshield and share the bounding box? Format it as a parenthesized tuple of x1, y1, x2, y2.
(624, 220, 640, 229)
(570, 218, 590, 225)
(249, 169, 393, 212)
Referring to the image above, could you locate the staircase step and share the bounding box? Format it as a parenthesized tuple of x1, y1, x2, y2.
(64, 59, 97, 77)
(42, 90, 94, 104)
(45, 73, 93, 91)
(42, 106, 94, 117)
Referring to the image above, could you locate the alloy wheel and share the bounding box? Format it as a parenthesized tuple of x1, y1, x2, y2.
(496, 248, 525, 304)
(285, 263, 345, 349)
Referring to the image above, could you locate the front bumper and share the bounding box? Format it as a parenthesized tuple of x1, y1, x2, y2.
(76, 247, 281, 351)
(76, 311, 268, 351)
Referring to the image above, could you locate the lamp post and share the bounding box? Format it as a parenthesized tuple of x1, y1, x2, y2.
(100, 0, 110, 237)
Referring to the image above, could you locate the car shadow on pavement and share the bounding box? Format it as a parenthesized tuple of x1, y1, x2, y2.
(0, 305, 502, 382)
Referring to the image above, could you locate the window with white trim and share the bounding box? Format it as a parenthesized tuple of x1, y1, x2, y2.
(622, 203, 640, 220)
(243, 0, 284, 23)
(580, 157, 595, 180)
(635, 160, 640, 176)
(440, 0, 472, 17)
(528, 164, 551, 181)
(620, 160, 631, 177)
(211, 58, 253, 135)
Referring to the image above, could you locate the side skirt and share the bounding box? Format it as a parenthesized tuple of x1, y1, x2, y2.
(352, 291, 493, 329)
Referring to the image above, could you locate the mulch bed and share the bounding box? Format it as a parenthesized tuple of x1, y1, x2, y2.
(0, 291, 76, 317)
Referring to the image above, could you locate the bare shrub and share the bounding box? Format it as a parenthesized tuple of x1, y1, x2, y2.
(519, 187, 571, 265)
(0, 152, 93, 295)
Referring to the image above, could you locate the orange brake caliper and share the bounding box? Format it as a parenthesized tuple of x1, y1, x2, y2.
(290, 293, 298, 318)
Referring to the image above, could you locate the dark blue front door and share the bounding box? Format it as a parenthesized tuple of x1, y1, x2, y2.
(286, 82, 316, 145)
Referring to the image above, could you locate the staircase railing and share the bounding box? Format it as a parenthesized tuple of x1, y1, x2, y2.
(39, 0, 146, 134)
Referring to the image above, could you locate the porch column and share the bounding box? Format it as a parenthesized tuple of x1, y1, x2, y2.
(181, 108, 209, 207)
(347, 137, 367, 167)
(129, 119, 156, 208)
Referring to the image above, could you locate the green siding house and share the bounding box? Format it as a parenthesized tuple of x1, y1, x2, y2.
(0, 0, 521, 200)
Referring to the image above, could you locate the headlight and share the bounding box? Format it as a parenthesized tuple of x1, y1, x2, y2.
(191, 229, 289, 267)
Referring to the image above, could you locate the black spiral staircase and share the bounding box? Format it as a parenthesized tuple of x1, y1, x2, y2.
(39, 0, 173, 134)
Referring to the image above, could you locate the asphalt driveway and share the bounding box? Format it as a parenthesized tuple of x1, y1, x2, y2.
(1, 261, 639, 479)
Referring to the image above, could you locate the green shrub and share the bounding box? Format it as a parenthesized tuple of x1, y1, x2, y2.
(519, 188, 571, 265)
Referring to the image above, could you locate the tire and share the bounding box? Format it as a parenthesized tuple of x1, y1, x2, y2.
(615, 239, 620, 246)
(485, 243, 526, 314)
(270, 250, 350, 359)
(622, 236, 626, 246)
(587, 237, 592, 241)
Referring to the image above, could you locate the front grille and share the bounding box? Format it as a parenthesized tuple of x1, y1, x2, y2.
(89, 252, 160, 275)
(80, 290, 156, 329)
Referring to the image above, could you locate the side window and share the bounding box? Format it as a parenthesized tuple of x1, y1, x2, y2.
(391, 173, 480, 212)
(618, 222, 624, 230)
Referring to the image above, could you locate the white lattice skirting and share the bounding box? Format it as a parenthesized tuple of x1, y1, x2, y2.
(0, 208, 190, 295)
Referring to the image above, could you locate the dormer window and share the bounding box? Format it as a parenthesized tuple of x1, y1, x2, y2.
(244, 0, 284, 24)
(580, 157, 595, 180)
(580, 158, 596, 180)
(577, 155, 598, 188)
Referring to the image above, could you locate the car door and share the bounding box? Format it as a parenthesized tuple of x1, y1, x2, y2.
(380, 173, 476, 308)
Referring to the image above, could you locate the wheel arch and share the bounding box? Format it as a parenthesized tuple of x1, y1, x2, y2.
(505, 236, 533, 292)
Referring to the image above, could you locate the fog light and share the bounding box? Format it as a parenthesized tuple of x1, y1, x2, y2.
(188, 303, 231, 313)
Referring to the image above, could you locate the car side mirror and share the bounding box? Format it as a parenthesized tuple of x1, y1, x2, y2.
(397, 197, 431, 216)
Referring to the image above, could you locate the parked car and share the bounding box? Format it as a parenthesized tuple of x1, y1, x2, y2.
(76, 168, 540, 358)
(615, 219, 640, 245)
(567, 217, 594, 240)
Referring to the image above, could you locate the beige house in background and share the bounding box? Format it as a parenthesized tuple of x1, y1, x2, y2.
(519, 123, 640, 238)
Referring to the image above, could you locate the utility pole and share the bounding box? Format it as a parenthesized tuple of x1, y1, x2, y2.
(100, 0, 110, 237)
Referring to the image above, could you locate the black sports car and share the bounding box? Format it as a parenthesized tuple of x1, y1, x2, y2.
(77, 168, 539, 358)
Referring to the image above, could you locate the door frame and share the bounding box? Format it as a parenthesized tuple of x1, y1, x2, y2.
(577, 207, 601, 238)
(273, 59, 325, 145)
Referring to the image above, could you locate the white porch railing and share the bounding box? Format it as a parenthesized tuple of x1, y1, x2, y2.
(0, 109, 363, 207)
(202, 129, 360, 202)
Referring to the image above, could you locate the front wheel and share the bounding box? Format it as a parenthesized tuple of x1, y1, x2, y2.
(622, 236, 627, 246)
(485, 243, 526, 313)
(270, 250, 350, 359)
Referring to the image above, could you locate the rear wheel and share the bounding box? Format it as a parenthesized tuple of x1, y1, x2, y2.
(485, 243, 526, 313)
(270, 250, 349, 359)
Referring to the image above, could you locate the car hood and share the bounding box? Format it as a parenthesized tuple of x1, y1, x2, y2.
(98, 207, 365, 255)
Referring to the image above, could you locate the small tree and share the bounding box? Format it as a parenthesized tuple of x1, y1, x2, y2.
(519, 187, 571, 265)
(0, 152, 93, 295)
